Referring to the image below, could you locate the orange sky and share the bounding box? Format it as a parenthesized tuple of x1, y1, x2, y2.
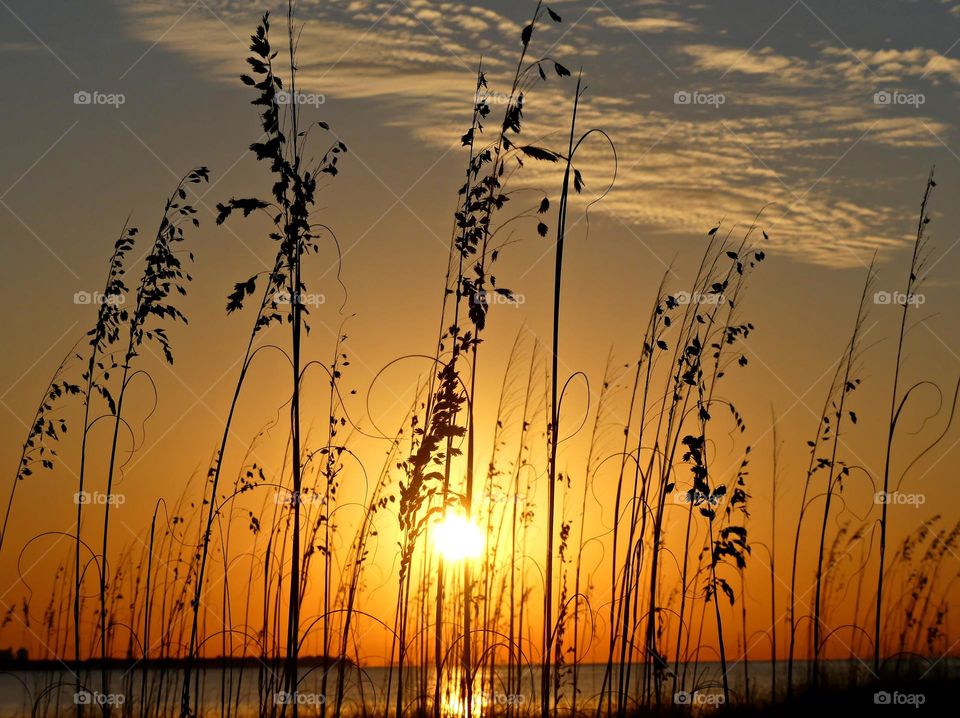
(1, 0, 959, 670)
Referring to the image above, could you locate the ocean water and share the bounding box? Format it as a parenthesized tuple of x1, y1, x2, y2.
(1, 659, 955, 716)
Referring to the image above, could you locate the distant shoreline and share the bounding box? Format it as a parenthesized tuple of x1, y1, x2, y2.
(0, 657, 954, 672)
(0, 655, 350, 672)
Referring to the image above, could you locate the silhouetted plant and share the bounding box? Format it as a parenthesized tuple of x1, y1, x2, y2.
(99, 166, 208, 705)
(1, 350, 79, 555)
(75, 224, 135, 711)
(184, 4, 346, 715)
(811, 265, 872, 682)
(875, 171, 947, 672)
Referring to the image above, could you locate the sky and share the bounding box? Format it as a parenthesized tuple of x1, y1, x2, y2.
(2, 0, 960, 665)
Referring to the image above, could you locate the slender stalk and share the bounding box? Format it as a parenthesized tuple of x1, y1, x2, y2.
(544, 72, 581, 718)
(875, 171, 935, 673)
(812, 268, 871, 679)
(770, 407, 780, 702)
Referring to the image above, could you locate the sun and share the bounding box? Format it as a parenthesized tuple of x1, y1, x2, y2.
(432, 513, 485, 562)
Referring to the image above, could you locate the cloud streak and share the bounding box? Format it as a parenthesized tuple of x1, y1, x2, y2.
(111, 0, 960, 268)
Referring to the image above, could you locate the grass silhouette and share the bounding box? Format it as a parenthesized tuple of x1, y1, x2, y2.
(1, 2, 958, 717)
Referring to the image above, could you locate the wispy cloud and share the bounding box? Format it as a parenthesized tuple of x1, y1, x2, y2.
(109, 0, 960, 268)
(596, 16, 697, 33)
(682, 44, 807, 81)
(822, 46, 960, 84)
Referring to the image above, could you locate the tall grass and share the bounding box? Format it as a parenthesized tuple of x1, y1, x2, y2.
(98, 167, 208, 710)
(182, 4, 346, 714)
(76, 223, 134, 716)
(875, 171, 937, 674)
(3, 5, 960, 718)
(786, 262, 871, 696)
(811, 260, 872, 683)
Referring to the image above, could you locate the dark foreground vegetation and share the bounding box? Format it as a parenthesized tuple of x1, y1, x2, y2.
(1, 2, 957, 717)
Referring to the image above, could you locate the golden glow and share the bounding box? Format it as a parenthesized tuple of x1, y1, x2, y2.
(432, 513, 485, 562)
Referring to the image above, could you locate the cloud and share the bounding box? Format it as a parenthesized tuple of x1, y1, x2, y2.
(544, 108, 906, 267)
(822, 46, 960, 85)
(596, 16, 697, 33)
(685, 42, 960, 91)
(682, 44, 810, 82)
(111, 0, 960, 268)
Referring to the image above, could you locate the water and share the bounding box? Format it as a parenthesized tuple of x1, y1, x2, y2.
(1, 659, 956, 716)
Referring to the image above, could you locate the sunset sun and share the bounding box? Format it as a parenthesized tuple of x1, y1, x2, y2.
(432, 513, 485, 562)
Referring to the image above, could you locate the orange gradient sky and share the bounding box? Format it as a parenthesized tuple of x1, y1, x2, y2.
(1, 0, 959, 667)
